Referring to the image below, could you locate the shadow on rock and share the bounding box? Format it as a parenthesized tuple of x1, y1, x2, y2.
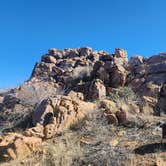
(134, 143, 166, 155)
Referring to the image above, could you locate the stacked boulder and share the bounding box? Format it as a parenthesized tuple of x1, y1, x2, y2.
(91, 48, 128, 88)
(1, 47, 166, 162)
(26, 95, 95, 139)
(100, 99, 127, 125)
(0, 133, 42, 160)
(0, 95, 95, 160)
(32, 47, 129, 97)
(128, 53, 166, 109)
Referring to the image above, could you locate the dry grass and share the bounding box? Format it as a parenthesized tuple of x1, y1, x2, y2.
(1, 113, 165, 166)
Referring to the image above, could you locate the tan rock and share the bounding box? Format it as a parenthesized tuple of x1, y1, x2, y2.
(129, 53, 166, 108)
(143, 96, 157, 107)
(129, 55, 144, 68)
(68, 90, 84, 100)
(7, 148, 16, 160)
(44, 123, 55, 139)
(79, 47, 92, 56)
(0, 96, 3, 103)
(13, 138, 31, 159)
(49, 56, 57, 63)
(114, 48, 128, 63)
(110, 64, 127, 88)
(0, 133, 42, 161)
(24, 124, 44, 138)
(32, 98, 54, 126)
(42, 55, 57, 64)
(22, 136, 42, 151)
(109, 139, 119, 146)
(31, 96, 95, 138)
(88, 79, 106, 100)
(100, 99, 117, 113)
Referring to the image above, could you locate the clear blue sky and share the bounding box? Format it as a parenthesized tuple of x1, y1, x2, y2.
(0, 0, 166, 88)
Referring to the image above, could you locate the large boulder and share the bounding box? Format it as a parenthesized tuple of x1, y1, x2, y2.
(91, 48, 128, 88)
(114, 48, 128, 65)
(128, 53, 166, 110)
(28, 96, 95, 138)
(0, 133, 42, 161)
(79, 47, 92, 57)
(67, 90, 84, 100)
(128, 55, 144, 69)
(110, 64, 127, 88)
(41, 55, 57, 64)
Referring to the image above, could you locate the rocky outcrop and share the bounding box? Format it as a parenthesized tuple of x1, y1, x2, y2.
(31, 47, 96, 90)
(101, 100, 128, 125)
(91, 48, 128, 88)
(128, 53, 166, 108)
(0, 79, 59, 133)
(32, 47, 129, 94)
(0, 47, 165, 132)
(0, 133, 42, 161)
(156, 83, 166, 115)
(1, 47, 165, 134)
(0, 96, 95, 161)
(0, 47, 166, 163)
(88, 79, 106, 100)
(26, 96, 95, 139)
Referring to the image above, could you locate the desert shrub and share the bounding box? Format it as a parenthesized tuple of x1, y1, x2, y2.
(42, 133, 84, 166)
(1, 108, 136, 166)
(68, 109, 133, 166)
(108, 86, 138, 103)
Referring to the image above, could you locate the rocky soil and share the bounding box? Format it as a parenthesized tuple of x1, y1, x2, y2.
(0, 47, 166, 166)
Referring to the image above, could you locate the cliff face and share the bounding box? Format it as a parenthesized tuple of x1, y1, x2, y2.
(0, 47, 166, 164)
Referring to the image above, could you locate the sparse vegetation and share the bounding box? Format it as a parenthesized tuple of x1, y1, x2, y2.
(108, 86, 139, 104)
(0, 47, 165, 166)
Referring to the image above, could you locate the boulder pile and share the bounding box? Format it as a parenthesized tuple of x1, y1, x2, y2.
(0, 47, 166, 161)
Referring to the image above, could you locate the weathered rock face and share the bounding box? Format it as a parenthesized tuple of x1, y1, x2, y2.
(32, 47, 129, 93)
(0, 47, 165, 134)
(114, 48, 128, 65)
(128, 55, 144, 69)
(1, 47, 165, 135)
(0, 133, 42, 161)
(128, 53, 166, 108)
(31, 47, 96, 90)
(0, 79, 59, 133)
(0, 47, 166, 162)
(0, 95, 95, 161)
(67, 91, 84, 100)
(157, 83, 166, 114)
(26, 96, 95, 139)
(91, 49, 128, 88)
(88, 79, 106, 100)
(100, 99, 128, 125)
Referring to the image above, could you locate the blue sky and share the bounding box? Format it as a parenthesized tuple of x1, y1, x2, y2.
(0, 0, 166, 88)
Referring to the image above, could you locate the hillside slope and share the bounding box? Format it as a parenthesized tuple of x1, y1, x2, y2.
(0, 47, 166, 166)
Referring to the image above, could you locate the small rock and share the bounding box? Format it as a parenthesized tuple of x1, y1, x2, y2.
(116, 110, 127, 124)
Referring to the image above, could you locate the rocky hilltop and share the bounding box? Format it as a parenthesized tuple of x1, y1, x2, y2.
(0, 47, 166, 166)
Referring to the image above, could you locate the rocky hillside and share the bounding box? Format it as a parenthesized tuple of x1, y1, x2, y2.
(0, 47, 166, 166)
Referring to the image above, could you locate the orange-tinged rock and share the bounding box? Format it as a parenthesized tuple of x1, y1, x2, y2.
(14, 138, 31, 158)
(0, 133, 42, 161)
